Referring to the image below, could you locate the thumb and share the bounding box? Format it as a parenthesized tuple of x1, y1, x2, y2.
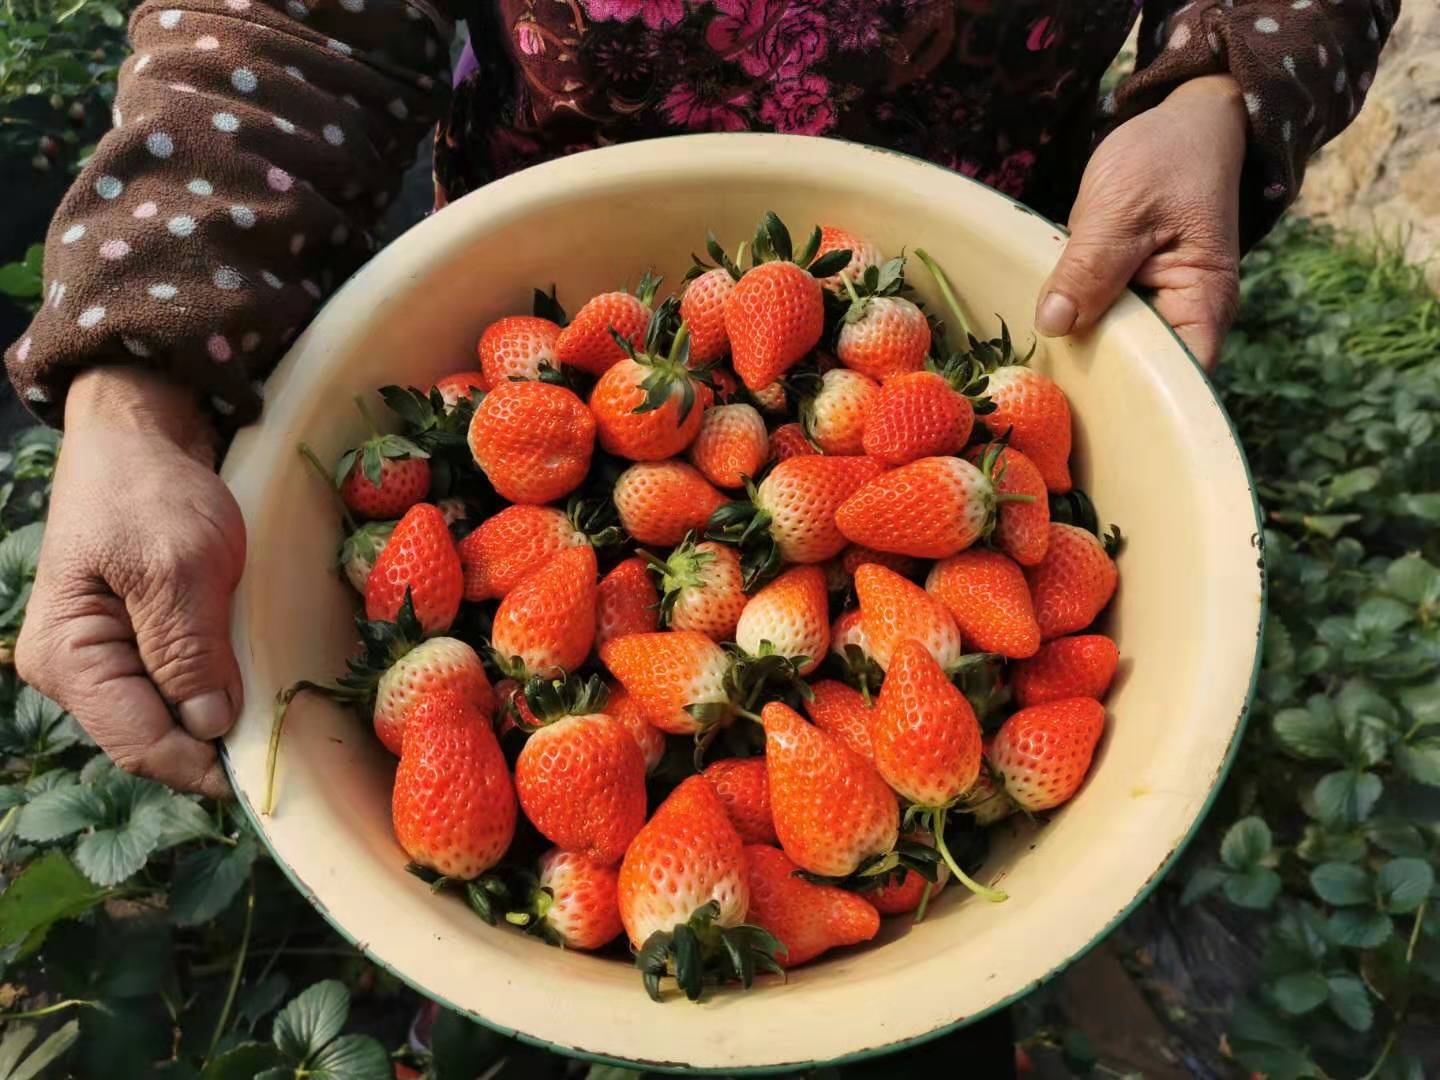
(1035, 204, 1159, 339)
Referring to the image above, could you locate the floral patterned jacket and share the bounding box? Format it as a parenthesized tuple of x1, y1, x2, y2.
(6, 0, 1398, 427)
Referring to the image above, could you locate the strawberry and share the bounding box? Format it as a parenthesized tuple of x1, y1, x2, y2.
(926, 549, 1041, 659)
(839, 545, 919, 582)
(468, 380, 595, 505)
(705, 365, 741, 404)
(555, 273, 659, 377)
(335, 397, 431, 520)
(514, 676, 647, 865)
(612, 460, 728, 546)
(709, 454, 885, 586)
(339, 519, 395, 593)
(734, 565, 829, 676)
(862, 361, 986, 466)
(528, 848, 624, 950)
(959, 762, 1014, 827)
(989, 697, 1106, 811)
(803, 679, 875, 762)
(688, 404, 768, 489)
(604, 682, 667, 774)
(871, 640, 1006, 902)
(837, 455, 1016, 560)
(1025, 524, 1118, 640)
(814, 225, 882, 290)
(432, 370, 488, 409)
(798, 368, 878, 455)
(979, 364, 1073, 494)
(751, 380, 790, 415)
(620, 775, 782, 1000)
(392, 690, 516, 878)
(477, 315, 562, 386)
(602, 630, 734, 735)
(743, 845, 880, 968)
(703, 756, 776, 845)
(490, 545, 598, 679)
(373, 637, 495, 756)
(836, 297, 931, 383)
(768, 422, 817, 463)
(829, 608, 883, 703)
(868, 831, 950, 917)
(651, 536, 747, 642)
(365, 503, 462, 633)
(965, 443, 1050, 566)
(590, 310, 708, 462)
(595, 557, 661, 655)
(762, 701, 898, 877)
(457, 504, 584, 602)
(681, 266, 735, 365)
(1012, 634, 1119, 708)
(853, 562, 962, 672)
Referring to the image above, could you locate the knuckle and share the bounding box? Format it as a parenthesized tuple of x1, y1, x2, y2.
(146, 631, 223, 691)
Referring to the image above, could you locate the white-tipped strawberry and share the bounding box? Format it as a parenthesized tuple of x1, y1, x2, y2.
(734, 566, 830, 677)
(798, 368, 879, 455)
(373, 637, 495, 756)
(649, 536, 748, 642)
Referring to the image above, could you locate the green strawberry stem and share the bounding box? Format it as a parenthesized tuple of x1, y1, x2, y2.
(297, 442, 359, 533)
(914, 879, 936, 924)
(913, 248, 973, 346)
(930, 806, 1007, 904)
(997, 492, 1036, 504)
(353, 393, 382, 437)
(667, 322, 691, 367)
(264, 680, 348, 815)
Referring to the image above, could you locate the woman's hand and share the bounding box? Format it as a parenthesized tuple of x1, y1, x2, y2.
(16, 367, 246, 797)
(1035, 74, 1249, 370)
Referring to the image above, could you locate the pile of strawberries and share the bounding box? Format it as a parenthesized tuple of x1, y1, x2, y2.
(274, 213, 1121, 1002)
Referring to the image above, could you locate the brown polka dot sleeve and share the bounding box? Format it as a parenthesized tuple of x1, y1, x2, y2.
(4, 0, 453, 428)
(1113, 0, 1400, 248)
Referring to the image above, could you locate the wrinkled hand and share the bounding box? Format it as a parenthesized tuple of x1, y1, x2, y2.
(16, 367, 245, 797)
(1035, 74, 1248, 370)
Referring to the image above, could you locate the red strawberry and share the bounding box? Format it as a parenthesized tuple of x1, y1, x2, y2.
(340, 520, 395, 593)
(532, 848, 624, 950)
(477, 315, 562, 386)
(468, 380, 595, 505)
(1025, 524, 1118, 640)
(762, 702, 898, 877)
(867, 831, 950, 917)
(965, 444, 1050, 566)
(619, 776, 781, 1001)
(490, 545, 598, 678)
(652, 537, 747, 642)
(335, 401, 431, 520)
(980, 365, 1073, 493)
(392, 690, 516, 878)
(373, 637, 494, 756)
(556, 277, 658, 377)
(590, 325, 708, 461)
(612, 460, 727, 546)
(803, 679, 875, 762)
(853, 562, 962, 672)
(800, 369, 878, 455)
(602, 630, 734, 735)
(1012, 634, 1119, 708)
(688, 404, 768, 489)
(989, 697, 1106, 811)
(681, 267, 735, 364)
(837, 296, 931, 383)
(925, 549, 1041, 659)
(457, 504, 586, 602)
(768, 422, 817, 463)
(743, 845, 880, 968)
(751, 380, 790, 415)
(814, 225, 883, 290)
(839, 545, 919, 582)
(595, 558, 661, 655)
(862, 365, 980, 466)
(828, 608, 883, 702)
(725, 261, 824, 390)
(704, 757, 776, 845)
(514, 682, 647, 866)
(734, 565, 830, 676)
(710, 455, 885, 581)
(365, 503, 462, 633)
(604, 682, 667, 774)
(836, 456, 1004, 560)
(432, 370, 488, 408)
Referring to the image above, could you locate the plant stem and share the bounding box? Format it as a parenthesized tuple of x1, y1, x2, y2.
(932, 809, 1007, 903)
(353, 393, 380, 436)
(297, 442, 358, 533)
(0, 998, 98, 1021)
(204, 880, 254, 1068)
(913, 248, 972, 345)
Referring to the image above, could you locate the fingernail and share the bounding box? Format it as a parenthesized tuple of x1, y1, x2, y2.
(179, 690, 234, 740)
(1035, 291, 1078, 337)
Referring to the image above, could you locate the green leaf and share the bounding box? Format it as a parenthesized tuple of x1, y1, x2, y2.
(1273, 707, 1344, 761)
(429, 1007, 510, 1080)
(1181, 867, 1228, 905)
(1326, 974, 1373, 1032)
(0, 1019, 79, 1080)
(1223, 867, 1282, 910)
(1354, 595, 1412, 635)
(1375, 857, 1433, 914)
(1327, 908, 1392, 948)
(147, 795, 218, 849)
(1310, 862, 1370, 906)
(1220, 816, 1271, 870)
(15, 784, 105, 841)
(1271, 971, 1328, 1015)
(306, 1033, 391, 1080)
(1397, 493, 1440, 522)
(1327, 466, 1381, 501)
(1384, 554, 1440, 606)
(1395, 741, 1440, 786)
(0, 851, 105, 954)
(273, 980, 349, 1063)
(0, 262, 43, 301)
(200, 1043, 284, 1080)
(170, 835, 258, 925)
(1398, 683, 1440, 731)
(73, 810, 163, 887)
(1313, 769, 1382, 827)
(0, 686, 83, 757)
(237, 974, 290, 1031)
